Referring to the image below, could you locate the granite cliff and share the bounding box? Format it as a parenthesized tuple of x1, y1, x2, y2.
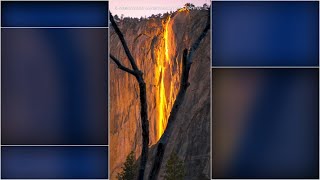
(110, 9, 210, 179)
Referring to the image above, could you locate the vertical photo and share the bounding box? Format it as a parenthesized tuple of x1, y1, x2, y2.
(109, 0, 210, 179)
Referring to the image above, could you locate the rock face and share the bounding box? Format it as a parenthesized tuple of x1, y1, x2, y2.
(110, 10, 210, 180)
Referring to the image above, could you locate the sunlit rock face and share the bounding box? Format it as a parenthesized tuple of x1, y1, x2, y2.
(110, 10, 210, 180)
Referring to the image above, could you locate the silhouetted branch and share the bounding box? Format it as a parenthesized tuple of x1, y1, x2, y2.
(187, 9, 210, 62)
(110, 12, 150, 180)
(149, 49, 190, 180)
(148, 10, 210, 180)
(110, 54, 136, 75)
(110, 12, 139, 71)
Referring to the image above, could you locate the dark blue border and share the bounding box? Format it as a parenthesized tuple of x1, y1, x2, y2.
(212, 1, 319, 66)
(1, 146, 108, 179)
(1, 1, 108, 27)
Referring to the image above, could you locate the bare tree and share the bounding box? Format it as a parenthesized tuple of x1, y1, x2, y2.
(109, 13, 149, 180)
(148, 10, 210, 180)
(110, 7, 210, 179)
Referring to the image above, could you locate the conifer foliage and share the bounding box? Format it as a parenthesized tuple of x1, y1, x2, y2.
(164, 153, 185, 180)
(117, 151, 137, 180)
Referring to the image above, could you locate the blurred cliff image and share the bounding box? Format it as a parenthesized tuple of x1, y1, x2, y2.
(109, 1, 210, 179)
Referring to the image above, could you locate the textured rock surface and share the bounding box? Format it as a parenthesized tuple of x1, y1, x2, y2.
(110, 10, 210, 179)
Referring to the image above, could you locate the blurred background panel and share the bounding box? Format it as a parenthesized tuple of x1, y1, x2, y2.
(212, 68, 319, 178)
(212, 1, 319, 66)
(1, 1, 108, 27)
(1, 28, 108, 145)
(1, 146, 108, 179)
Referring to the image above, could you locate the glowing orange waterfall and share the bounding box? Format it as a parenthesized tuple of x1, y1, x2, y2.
(164, 16, 171, 63)
(157, 16, 172, 140)
(158, 66, 167, 140)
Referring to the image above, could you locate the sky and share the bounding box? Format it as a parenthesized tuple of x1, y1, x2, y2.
(109, 0, 210, 18)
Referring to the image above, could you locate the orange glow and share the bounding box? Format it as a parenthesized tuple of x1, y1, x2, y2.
(157, 16, 171, 140)
(158, 66, 167, 139)
(164, 16, 171, 63)
(156, 13, 182, 140)
(178, 7, 190, 13)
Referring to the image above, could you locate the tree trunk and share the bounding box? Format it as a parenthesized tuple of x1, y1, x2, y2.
(148, 9, 210, 180)
(136, 74, 150, 180)
(109, 13, 150, 180)
(148, 49, 190, 180)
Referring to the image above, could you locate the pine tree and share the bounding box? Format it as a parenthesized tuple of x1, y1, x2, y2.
(164, 152, 185, 180)
(117, 151, 137, 180)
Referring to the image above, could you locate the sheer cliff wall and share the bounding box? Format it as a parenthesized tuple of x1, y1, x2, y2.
(110, 10, 210, 179)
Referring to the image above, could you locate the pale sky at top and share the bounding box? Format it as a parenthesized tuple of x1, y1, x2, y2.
(110, 0, 210, 18)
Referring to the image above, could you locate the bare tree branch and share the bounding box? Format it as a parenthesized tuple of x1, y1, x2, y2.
(148, 10, 210, 180)
(110, 54, 136, 75)
(110, 12, 139, 71)
(110, 12, 150, 180)
(187, 9, 210, 62)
